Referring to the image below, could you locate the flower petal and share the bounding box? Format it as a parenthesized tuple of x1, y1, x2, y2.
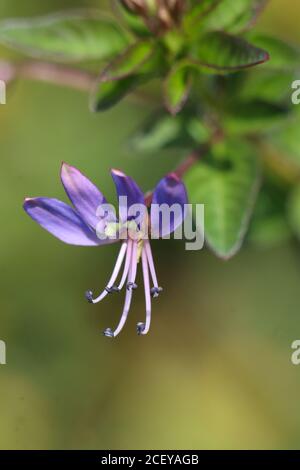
(61, 162, 111, 230)
(151, 173, 188, 237)
(111, 169, 145, 222)
(23, 197, 109, 246)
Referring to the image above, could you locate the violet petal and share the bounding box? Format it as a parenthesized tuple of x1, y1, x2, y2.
(111, 169, 145, 223)
(23, 197, 110, 246)
(151, 173, 188, 237)
(61, 163, 114, 230)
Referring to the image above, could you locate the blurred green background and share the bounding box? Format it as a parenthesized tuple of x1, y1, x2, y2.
(1, 0, 300, 450)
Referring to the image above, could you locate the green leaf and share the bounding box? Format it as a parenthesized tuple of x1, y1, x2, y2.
(249, 183, 291, 248)
(164, 62, 193, 115)
(190, 32, 269, 73)
(129, 111, 210, 152)
(184, 0, 222, 29)
(0, 11, 129, 61)
(100, 41, 155, 81)
(226, 0, 268, 33)
(90, 76, 144, 112)
(186, 118, 211, 144)
(130, 113, 184, 152)
(268, 110, 300, 167)
(288, 184, 300, 240)
(129, 106, 212, 152)
(196, 0, 268, 34)
(90, 42, 163, 112)
(223, 100, 290, 134)
(248, 34, 300, 70)
(249, 215, 290, 248)
(184, 140, 260, 259)
(237, 69, 296, 102)
(117, 2, 151, 37)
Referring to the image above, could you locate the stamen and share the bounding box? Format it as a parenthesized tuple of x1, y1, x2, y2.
(144, 240, 158, 286)
(86, 242, 127, 304)
(137, 247, 151, 335)
(103, 241, 138, 338)
(137, 322, 145, 335)
(117, 239, 133, 290)
(145, 240, 163, 297)
(105, 286, 120, 294)
(127, 282, 138, 291)
(150, 287, 163, 298)
(103, 328, 114, 338)
(85, 290, 94, 303)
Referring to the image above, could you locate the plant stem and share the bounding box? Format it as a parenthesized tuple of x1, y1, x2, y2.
(173, 150, 200, 179)
(0, 59, 154, 104)
(144, 147, 205, 206)
(0, 59, 95, 90)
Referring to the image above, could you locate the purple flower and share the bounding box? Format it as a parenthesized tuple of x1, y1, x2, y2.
(23, 163, 188, 337)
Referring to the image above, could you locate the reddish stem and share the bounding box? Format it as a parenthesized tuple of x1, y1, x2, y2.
(0, 60, 95, 90)
(0, 59, 153, 104)
(173, 151, 200, 179)
(145, 147, 204, 206)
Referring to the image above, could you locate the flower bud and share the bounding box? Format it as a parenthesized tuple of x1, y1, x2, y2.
(121, 0, 186, 34)
(121, 0, 148, 15)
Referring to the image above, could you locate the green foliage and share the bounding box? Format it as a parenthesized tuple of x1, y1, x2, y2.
(249, 182, 291, 248)
(116, 1, 152, 37)
(249, 215, 291, 247)
(190, 31, 269, 72)
(130, 112, 187, 152)
(184, 140, 260, 259)
(90, 42, 164, 111)
(129, 110, 210, 152)
(90, 75, 143, 112)
(267, 109, 300, 167)
(186, 0, 268, 34)
(0, 4, 270, 113)
(99, 41, 155, 81)
(0, 12, 130, 61)
(248, 33, 300, 70)
(288, 184, 300, 240)
(223, 100, 289, 134)
(164, 62, 193, 114)
(236, 69, 295, 102)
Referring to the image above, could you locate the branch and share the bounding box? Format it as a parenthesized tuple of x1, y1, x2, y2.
(0, 59, 155, 103)
(172, 150, 201, 179)
(144, 146, 206, 206)
(0, 59, 95, 91)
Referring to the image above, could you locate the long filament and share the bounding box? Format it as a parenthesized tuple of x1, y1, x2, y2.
(139, 247, 151, 335)
(145, 240, 159, 288)
(91, 242, 127, 303)
(111, 241, 138, 337)
(117, 239, 133, 290)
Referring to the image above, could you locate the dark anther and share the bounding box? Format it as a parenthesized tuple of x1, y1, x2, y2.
(103, 328, 114, 338)
(85, 290, 94, 303)
(150, 287, 163, 298)
(127, 282, 138, 291)
(105, 286, 120, 294)
(137, 322, 145, 335)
